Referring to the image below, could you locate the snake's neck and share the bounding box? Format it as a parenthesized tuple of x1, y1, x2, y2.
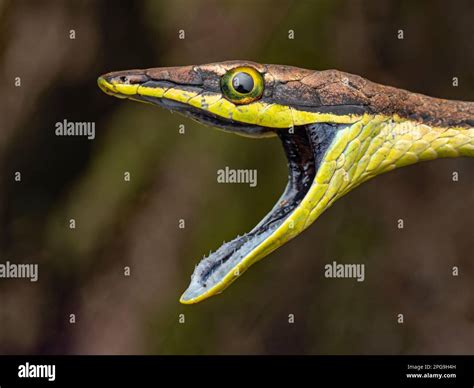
(300, 115, 474, 228)
(346, 115, 474, 176)
(312, 69, 474, 129)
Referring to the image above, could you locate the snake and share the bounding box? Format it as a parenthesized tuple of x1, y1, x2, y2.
(97, 61, 474, 304)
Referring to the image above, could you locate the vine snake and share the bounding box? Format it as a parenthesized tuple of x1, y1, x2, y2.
(98, 61, 474, 304)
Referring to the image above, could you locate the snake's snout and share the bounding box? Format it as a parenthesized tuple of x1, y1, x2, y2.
(100, 69, 149, 85)
(97, 70, 149, 97)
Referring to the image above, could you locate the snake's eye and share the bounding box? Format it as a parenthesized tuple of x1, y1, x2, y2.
(220, 67, 264, 105)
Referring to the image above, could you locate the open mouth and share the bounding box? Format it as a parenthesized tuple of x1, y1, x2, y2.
(181, 124, 319, 302)
(97, 70, 339, 304)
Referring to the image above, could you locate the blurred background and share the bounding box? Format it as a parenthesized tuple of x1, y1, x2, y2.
(0, 0, 473, 355)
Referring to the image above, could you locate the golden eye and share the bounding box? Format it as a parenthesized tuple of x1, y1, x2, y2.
(220, 67, 264, 105)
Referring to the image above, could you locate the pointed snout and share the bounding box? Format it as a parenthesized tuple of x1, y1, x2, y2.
(97, 65, 206, 101)
(97, 69, 150, 97)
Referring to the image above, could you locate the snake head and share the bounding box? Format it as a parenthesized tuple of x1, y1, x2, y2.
(98, 61, 473, 303)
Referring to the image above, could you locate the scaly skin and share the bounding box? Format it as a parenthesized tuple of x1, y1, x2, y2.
(98, 61, 474, 304)
(279, 115, 474, 245)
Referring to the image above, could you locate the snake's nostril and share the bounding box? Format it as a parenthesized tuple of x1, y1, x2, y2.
(114, 73, 149, 85)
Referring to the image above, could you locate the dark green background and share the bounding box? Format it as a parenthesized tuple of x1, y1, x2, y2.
(0, 0, 473, 354)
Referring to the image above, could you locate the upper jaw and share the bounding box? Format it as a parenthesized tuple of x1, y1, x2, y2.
(97, 70, 275, 137)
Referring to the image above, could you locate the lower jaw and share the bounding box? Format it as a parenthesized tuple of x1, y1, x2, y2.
(180, 125, 319, 303)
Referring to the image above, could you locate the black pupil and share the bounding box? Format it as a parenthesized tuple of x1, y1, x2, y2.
(232, 72, 254, 94)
